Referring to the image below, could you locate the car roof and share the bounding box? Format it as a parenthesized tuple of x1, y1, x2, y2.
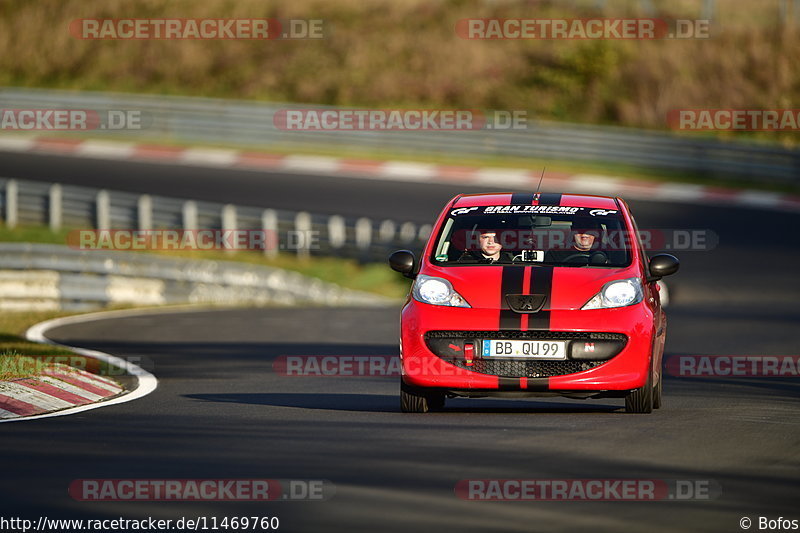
(452, 192, 621, 210)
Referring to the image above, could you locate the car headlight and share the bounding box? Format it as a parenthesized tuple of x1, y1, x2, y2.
(412, 275, 471, 308)
(581, 277, 643, 310)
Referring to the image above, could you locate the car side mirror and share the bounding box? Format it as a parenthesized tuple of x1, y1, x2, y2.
(389, 250, 417, 278)
(648, 253, 679, 282)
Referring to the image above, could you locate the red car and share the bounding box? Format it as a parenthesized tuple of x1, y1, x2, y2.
(390, 192, 679, 414)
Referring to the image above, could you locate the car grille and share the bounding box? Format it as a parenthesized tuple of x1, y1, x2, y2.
(424, 331, 625, 378)
(426, 331, 626, 341)
(451, 358, 605, 378)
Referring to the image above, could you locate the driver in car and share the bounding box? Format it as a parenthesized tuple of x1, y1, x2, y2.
(457, 228, 514, 264)
(545, 220, 607, 264)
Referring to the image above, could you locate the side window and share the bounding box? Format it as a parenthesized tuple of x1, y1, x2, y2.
(434, 218, 454, 258)
(628, 214, 650, 270)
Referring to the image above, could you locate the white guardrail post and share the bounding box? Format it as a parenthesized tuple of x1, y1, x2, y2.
(182, 200, 198, 229)
(137, 194, 152, 230)
(294, 211, 312, 259)
(5, 179, 18, 229)
(355, 217, 372, 261)
(48, 184, 62, 232)
(399, 222, 417, 245)
(378, 220, 396, 244)
(418, 224, 432, 241)
(96, 190, 110, 229)
(261, 209, 278, 259)
(328, 215, 346, 252)
(221, 204, 237, 253)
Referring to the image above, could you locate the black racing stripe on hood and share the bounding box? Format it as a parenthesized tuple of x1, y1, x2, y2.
(498, 377, 520, 390)
(536, 193, 562, 205)
(528, 266, 553, 330)
(497, 377, 550, 391)
(500, 266, 524, 330)
(510, 193, 535, 205)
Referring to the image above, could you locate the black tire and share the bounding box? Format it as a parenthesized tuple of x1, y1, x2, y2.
(625, 369, 653, 414)
(400, 380, 445, 413)
(653, 370, 663, 409)
(428, 393, 445, 411)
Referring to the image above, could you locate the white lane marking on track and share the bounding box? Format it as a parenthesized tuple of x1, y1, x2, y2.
(179, 148, 239, 167)
(737, 190, 781, 207)
(76, 140, 136, 159)
(568, 174, 623, 194)
(0, 382, 74, 410)
(473, 168, 531, 187)
(652, 183, 706, 201)
(380, 162, 437, 181)
(282, 155, 340, 173)
(0, 136, 37, 151)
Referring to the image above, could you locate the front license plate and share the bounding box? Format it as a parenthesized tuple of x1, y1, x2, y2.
(482, 340, 567, 359)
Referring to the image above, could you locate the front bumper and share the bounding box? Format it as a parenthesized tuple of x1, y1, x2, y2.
(400, 301, 654, 393)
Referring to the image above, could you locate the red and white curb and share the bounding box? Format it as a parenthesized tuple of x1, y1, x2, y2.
(0, 308, 159, 423)
(0, 364, 122, 419)
(1, 135, 798, 213)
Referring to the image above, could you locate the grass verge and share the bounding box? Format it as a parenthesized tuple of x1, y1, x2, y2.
(0, 310, 79, 380)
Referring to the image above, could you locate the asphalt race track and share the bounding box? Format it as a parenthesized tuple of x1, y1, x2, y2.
(0, 151, 470, 221)
(1, 151, 799, 532)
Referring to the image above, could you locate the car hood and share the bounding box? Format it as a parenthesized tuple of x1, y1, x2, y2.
(421, 263, 642, 311)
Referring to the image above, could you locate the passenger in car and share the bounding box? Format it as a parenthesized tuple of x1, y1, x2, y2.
(457, 229, 514, 263)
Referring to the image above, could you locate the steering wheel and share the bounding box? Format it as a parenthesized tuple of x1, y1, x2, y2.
(560, 251, 610, 264)
(560, 252, 591, 263)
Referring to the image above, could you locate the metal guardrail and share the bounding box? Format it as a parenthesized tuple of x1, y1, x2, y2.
(1, 87, 798, 184)
(0, 177, 431, 263)
(0, 243, 391, 311)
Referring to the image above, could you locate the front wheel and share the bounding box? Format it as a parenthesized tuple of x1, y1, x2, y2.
(653, 371, 663, 409)
(625, 370, 653, 414)
(400, 380, 445, 413)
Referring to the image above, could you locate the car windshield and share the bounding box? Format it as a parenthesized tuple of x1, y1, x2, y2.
(431, 205, 632, 267)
